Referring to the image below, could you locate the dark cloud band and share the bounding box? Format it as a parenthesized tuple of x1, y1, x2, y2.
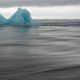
(0, 0, 80, 7)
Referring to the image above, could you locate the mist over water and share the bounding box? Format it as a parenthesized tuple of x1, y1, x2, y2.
(1, 25, 80, 79)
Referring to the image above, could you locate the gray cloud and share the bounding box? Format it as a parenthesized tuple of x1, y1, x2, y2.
(0, 0, 80, 7)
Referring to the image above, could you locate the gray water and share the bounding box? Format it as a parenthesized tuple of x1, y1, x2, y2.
(1, 25, 80, 80)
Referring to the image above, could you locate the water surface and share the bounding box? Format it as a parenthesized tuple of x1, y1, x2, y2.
(0, 26, 80, 80)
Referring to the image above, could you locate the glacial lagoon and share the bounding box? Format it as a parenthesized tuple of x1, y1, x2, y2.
(0, 25, 80, 80)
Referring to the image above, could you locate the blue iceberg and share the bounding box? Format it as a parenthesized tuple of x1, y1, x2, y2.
(0, 8, 38, 26)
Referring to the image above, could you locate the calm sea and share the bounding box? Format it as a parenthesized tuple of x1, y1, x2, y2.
(1, 23, 80, 79)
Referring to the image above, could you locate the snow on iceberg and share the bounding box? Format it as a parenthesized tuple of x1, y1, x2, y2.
(0, 8, 38, 26)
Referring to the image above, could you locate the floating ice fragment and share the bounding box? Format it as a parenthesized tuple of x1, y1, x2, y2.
(0, 14, 7, 25)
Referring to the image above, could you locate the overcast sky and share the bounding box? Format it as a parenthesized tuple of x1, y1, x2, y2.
(0, 0, 80, 7)
(0, 0, 80, 19)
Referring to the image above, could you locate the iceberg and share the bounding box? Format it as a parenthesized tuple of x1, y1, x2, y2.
(0, 8, 38, 26)
(7, 8, 38, 26)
